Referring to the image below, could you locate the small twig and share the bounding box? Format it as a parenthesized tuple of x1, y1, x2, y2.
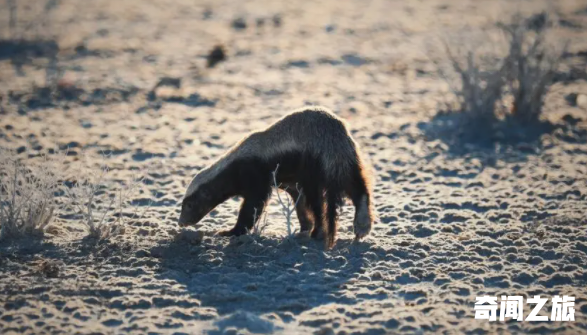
(271, 164, 303, 239)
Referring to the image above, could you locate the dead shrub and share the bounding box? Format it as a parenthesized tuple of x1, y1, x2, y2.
(271, 164, 302, 240)
(63, 153, 150, 240)
(500, 12, 567, 122)
(433, 11, 566, 126)
(431, 29, 509, 125)
(0, 148, 62, 240)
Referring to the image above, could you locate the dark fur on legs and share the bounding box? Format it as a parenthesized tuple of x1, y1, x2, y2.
(179, 106, 375, 249)
(283, 186, 314, 233)
(325, 187, 344, 248)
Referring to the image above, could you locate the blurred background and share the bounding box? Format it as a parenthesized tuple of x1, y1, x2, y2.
(0, 0, 585, 127)
(1, 1, 587, 334)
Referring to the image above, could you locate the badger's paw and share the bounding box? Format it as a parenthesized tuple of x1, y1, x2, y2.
(353, 220, 372, 241)
(217, 228, 245, 237)
(311, 227, 325, 240)
(295, 230, 312, 239)
(217, 230, 233, 237)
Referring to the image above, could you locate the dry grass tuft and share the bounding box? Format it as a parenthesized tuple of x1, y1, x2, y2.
(1, 148, 150, 242)
(0, 148, 62, 240)
(430, 29, 509, 125)
(63, 154, 149, 240)
(500, 12, 567, 122)
(442, 41, 508, 124)
(433, 11, 566, 126)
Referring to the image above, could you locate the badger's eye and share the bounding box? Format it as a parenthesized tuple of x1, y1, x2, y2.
(185, 202, 193, 210)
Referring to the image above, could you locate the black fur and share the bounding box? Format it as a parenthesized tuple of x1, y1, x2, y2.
(179, 107, 374, 248)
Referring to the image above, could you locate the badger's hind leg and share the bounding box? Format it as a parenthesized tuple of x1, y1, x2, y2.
(283, 187, 314, 236)
(299, 158, 326, 240)
(325, 187, 344, 248)
(304, 185, 325, 240)
(349, 165, 374, 240)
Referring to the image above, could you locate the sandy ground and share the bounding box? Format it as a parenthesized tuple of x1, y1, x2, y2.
(1, 0, 587, 333)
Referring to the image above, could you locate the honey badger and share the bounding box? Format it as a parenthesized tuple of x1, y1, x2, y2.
(178, 106, 374, 248)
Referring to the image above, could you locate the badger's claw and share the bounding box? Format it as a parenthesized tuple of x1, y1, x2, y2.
(354, 221, 371, 241)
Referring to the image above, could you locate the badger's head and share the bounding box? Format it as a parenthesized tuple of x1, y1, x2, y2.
(178, 170, 218, 227)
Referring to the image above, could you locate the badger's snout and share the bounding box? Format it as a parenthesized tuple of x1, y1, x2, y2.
(178, 208, 194, 227)
(177, 203, 190, 226)
(177, 216, 188, 227)
(178, 200, 204, 227)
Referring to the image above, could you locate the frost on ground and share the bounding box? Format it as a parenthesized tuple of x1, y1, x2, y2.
(1, 0, 587, 334)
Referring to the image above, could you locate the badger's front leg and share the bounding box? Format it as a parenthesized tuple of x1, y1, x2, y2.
(218, 186, 272, 237)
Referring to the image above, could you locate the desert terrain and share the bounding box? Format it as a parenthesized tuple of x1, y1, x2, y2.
(1, 0, 587, 334)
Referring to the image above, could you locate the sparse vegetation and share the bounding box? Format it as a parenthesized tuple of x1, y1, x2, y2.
(63, 154, 149, 240)
(0, 148, 62, 240)
(501, 13, 567, 122)
(0, 147, 150, 242)
(247, 165, 305, 239)
(250, 206, 270, 237)
(271, 164, 302, 239)
(434, 11, 566, 127)
(438, 35, 508, 124)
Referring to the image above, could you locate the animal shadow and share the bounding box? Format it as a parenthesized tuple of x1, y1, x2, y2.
(154, 234, 371, 319)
